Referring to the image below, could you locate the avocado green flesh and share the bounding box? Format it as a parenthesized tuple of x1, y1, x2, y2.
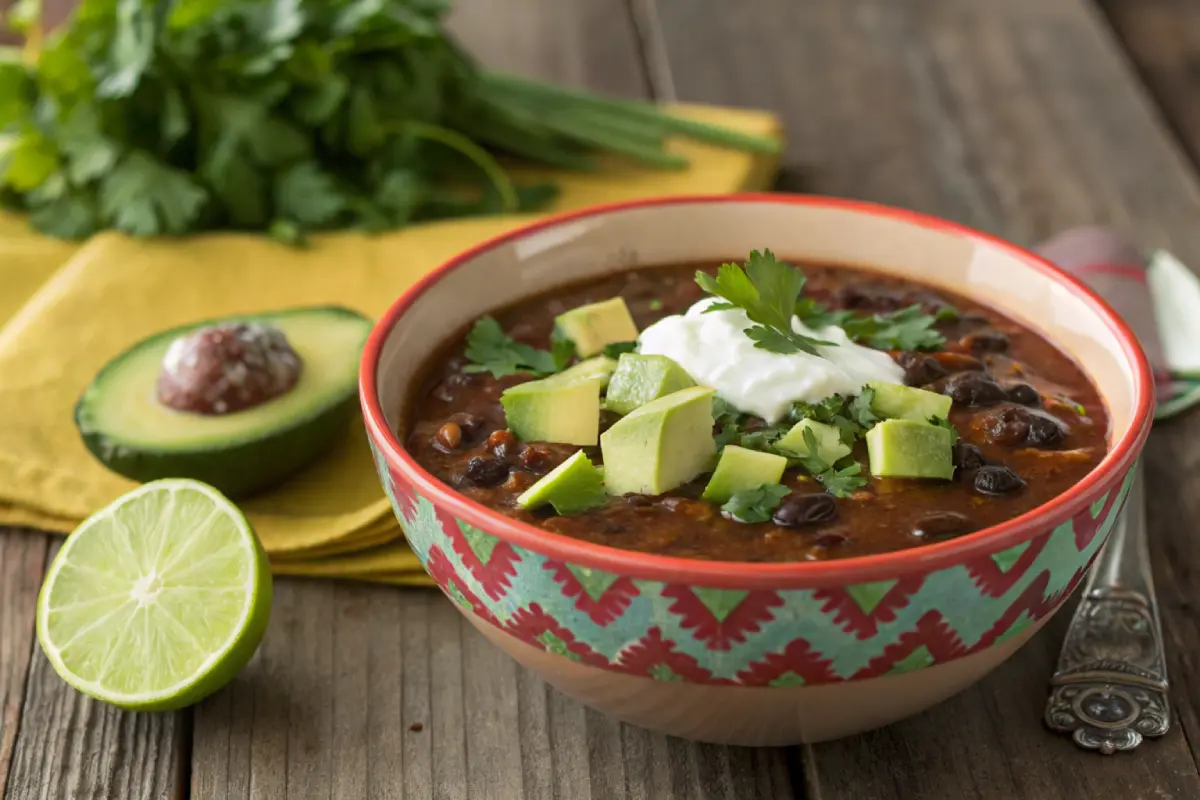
(600, 386, 716, 496)
(868, 381, 952, 422)
(75, 307, 370, 498)
(555, 297, 639, 358)
(866, 419, 954, 480)
(775, 419, 851, 464)
(517, 450, 608, 514)
(701, 445, 787, 504)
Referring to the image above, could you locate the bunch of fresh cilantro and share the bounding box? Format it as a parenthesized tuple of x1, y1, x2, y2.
(0, 0, 778, 243)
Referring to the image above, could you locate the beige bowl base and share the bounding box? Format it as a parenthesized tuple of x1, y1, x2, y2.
(467, 610, 1050, 746)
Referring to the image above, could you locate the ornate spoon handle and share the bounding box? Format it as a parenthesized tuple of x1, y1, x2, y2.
(1044, 466, 1171, 753)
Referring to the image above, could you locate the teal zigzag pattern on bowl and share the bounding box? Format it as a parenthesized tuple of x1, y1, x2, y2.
(372, 443, 1134, 686)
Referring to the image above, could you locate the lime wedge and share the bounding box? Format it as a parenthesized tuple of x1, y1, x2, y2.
(36, 479, 272, 711)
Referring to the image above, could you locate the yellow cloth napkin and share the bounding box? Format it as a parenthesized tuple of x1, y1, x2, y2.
(0, 103, 782, 573)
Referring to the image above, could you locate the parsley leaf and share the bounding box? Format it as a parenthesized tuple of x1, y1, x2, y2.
(602, 341, 637, 358)
(463, 316, 564, 379)
(695, 250, 834, 356)
(721, 483, 790, 523)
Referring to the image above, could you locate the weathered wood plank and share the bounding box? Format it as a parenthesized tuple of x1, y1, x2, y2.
(4, 541, 187, 800)
(0, 530, 48, 798)
(646, 0, 1200, 796)
(185, 1, 794, 796)
(1098, 0, 1200, 170)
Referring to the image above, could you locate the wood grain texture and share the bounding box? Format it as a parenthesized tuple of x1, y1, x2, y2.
(4, 541, 187, 800)
(1098, 0, 1200, 170)
(0, 530, 48, 798)
(186, 0, 795, 796)
(646, 0, 1200, 796)
(191, 584, 794, 800)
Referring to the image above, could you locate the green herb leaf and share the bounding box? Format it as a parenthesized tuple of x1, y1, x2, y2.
(721, 483, 790, 524)
(549, 329, 577, 371)
(602, 341, 637, 359)
(464, 316, 562, 379)
(790, 388, 878, 447)
(928, 415, 960, 444)
(791, 429, 868, 498)
(816, 461, 868, 498)
(648, 299, 664, 311)
(695, 250, 835, 355)
(98, 152, 208, 236)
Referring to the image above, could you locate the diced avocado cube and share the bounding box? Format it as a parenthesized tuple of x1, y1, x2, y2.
(700, 445, 787, 504)
(555, 297, 639, 357)
(517, 451, 609, 515)
(550, 356, 618, 389)
(604, 353, 696, 415)
(866, 419, 954, 480)
(868, 381, 952, 422)
(775, 419, 852, 463)
(600, 386, 716, 495)
(501, 374, 603, 446)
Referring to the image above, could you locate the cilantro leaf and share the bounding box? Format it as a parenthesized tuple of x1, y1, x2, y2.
(695, 250, 834, 355)
(273, 162, 347, 227)
(98, 152, 208, 236)
(790, 388, 878, 447)
(791, 428, 868, 498)
(796, 298, 953, 352)
(648, 299, 664, 311)
(848, 386, 880, 429)
(602, 341, 637, 358)
(463, 316, 563, 379)
(721, 483, 790, 524)
(928, 415, 959, 444)
(549, 329, 577, 370)
(816, 462, 868, 498)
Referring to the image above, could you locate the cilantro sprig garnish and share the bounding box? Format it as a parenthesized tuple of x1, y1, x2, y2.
(928, 415, 960, 444)
(721, 483, 790, 523)
(800, 304, 952, 352)
(793, 429, 868, 498)
(463, 317, 574, 379)
(602, 341, 638, 358)
(695, 250, 835, 355)
(791, 387, 880, 446)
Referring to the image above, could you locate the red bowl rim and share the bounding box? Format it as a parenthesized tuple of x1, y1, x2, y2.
(359, 193, 1154, 590)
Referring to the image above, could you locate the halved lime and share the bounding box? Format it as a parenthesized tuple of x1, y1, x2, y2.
(36, 479, 272, 711)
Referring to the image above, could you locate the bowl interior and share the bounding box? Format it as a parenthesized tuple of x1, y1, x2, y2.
(374, 197, 1141, 452)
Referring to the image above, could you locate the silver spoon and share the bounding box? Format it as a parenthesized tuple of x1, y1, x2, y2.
(1043, 466, 1170, 753)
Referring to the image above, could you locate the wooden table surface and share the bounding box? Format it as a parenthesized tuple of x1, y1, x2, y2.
(5, 0, 1200, 797)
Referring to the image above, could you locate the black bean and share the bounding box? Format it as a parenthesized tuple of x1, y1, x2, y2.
(977, 406, 1033, 446)
(960, 330, 1010, 354)
(624, 494, 655, 507)
(1027, 413, 1066, 447)
(910, 512, 975, 541)
(939, 372, 1008, 407)
(952, 442, 986, 471)
(449, 412, 487, 441)
(1006, 383, 1042, 406)
(894, 352, 948, 387)
(835, 285, 907, 312)
(973, 465, 1026, 495)
(977, 405, 1065, 448)
(772, 494, 838, 528)
(463, 456, 509, 487)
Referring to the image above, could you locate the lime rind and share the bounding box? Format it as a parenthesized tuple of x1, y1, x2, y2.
(36, 479, 272, 711)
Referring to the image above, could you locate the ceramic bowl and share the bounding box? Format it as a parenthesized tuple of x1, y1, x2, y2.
(359, 195, 1153, 746)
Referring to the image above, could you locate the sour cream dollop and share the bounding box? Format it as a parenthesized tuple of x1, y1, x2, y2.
(637, 299, 905, 423)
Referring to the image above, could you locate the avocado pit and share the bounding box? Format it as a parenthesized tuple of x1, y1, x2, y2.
(156, 322, 303, 415)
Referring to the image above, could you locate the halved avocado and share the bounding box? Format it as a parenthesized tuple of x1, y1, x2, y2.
(74, 306, 372, 499)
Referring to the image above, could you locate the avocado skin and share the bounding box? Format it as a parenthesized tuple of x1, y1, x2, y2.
(75, 393, 360, 499)
(73, 306, 369, 500)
